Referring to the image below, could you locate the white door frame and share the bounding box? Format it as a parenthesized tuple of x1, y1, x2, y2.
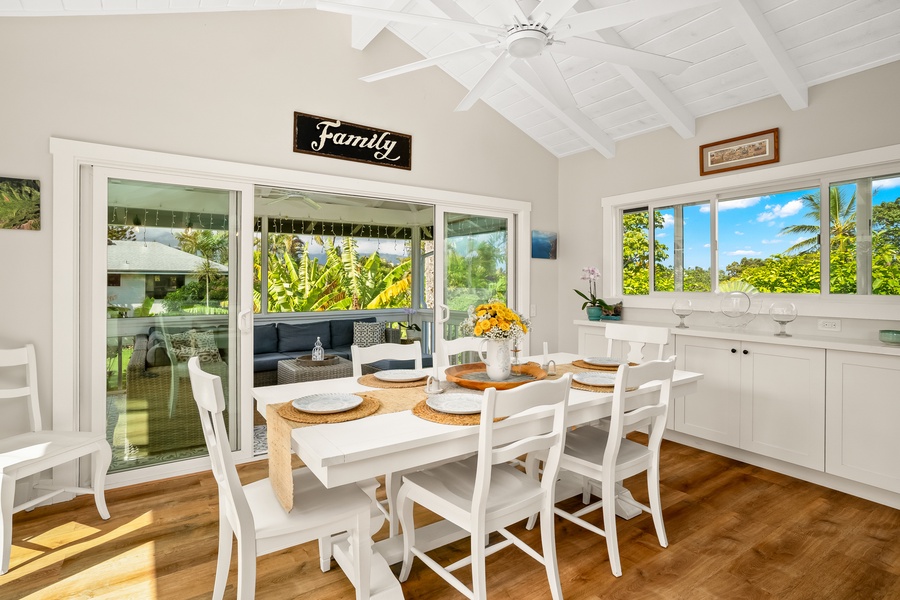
(51, 137, 531, 487)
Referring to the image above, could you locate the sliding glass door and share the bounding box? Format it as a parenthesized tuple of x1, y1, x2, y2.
(433, 209, 514, 361)
(91, 169, 253, 480)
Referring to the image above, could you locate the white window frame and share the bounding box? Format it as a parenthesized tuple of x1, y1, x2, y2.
(601, 143, 900, 320)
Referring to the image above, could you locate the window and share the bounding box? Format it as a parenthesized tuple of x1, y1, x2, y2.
(107, 274, 121, 287)
(617, 168, 900, 297)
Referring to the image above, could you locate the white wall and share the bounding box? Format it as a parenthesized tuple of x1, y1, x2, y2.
(0, 10, 560, 419)
(557, 60, 900, 351)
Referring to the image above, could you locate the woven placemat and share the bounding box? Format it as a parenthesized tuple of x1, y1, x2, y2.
(358, 373, 428, 389)
(572, 359, 638, 371)
(276, 395, 380, 424)
(411, 400, 505, 426)
(570, 381, 638, 393)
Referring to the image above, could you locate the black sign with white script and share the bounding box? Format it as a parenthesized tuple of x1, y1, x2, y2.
(293, 112, 412, 170)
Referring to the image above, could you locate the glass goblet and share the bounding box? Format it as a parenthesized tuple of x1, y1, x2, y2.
(672, 300, 693, 329)
(770, 301, 797, 337)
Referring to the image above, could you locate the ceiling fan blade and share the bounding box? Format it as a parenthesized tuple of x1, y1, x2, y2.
(316, 1, 504, 37)
(555, 36, 690, 75)
(455, 51, 516, 111)
(361, 41, 500, 82)
(496, 0, 528, 23)
(524, 53, 576, 110)
(528, 0, 579, 29)
(556, 0, 718, 39)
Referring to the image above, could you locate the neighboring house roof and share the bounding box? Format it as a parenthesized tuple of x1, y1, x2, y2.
(107, 240, 227, 274)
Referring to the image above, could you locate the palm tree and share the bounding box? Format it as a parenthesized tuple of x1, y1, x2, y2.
(781, 187, 856, 254)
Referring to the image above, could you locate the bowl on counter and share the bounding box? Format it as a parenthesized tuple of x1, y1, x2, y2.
(879, 330, 900, 346)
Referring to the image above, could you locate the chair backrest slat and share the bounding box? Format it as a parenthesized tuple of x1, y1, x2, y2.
(438, 337, 483, 368)
(604, 357, 676, 469)
(472, 374, 572, 516)
(604, 323, 670, 363)
(0, 344, 42, 432)
(351, 341, 422, 378)
(188, 357, 254, 540)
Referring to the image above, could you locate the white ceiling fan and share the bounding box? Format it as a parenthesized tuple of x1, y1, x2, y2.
(317, 0, 716, 113)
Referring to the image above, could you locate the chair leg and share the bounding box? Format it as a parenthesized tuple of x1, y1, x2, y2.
(1, 473, 14, 575)
(213, 515, 233, 600)
(471, 527, 488, 600)
(235, 534, 256, 600)
(93, 442, 112, 520)
(539, 502, 563, 600)
(318, 536, 333, 572)
(602, 478, 622, 577)
(524, 454, 541, 531)
(647, 458, 668, 548)
(397, 485, 415, 583)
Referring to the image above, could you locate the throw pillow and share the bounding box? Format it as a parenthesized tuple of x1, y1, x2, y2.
(353, 321, 385, 348)
(164, 329, 222, 363)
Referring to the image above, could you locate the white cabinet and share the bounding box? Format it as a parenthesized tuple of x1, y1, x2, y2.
(673, 336, 741, 446)
(674, 336, 825, 470)
(825, 351, 900, 493)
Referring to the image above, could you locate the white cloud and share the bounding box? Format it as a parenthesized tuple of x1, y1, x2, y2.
(661, 213, 674, 228)
(703, 243, 711, 248)
(761, 239, 781, 244)
(725, 249, 761, 256)
(735, 231, 744, 235)
(700, 196, 762, 213)
(657, 232, 668, 238)
(757, 199, 803, 222)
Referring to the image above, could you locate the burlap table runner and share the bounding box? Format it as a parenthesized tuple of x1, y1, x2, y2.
(357, 373, 428, 389)
(267, 387, 428, 512)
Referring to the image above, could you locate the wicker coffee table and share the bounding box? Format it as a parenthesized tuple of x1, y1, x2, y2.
(277, 356, 353, 385)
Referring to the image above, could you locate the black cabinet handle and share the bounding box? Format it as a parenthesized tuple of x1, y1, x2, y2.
(743, 349, 749, 355)
(731, 348, 737, 353)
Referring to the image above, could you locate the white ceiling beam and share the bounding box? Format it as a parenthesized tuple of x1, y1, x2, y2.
(509, 61, 616, 158)
(720, 0, 808, 110)
(349, 0, 415, 50)
(595, 28, 695, 139)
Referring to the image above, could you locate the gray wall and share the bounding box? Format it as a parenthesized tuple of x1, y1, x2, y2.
(557, 60, 900, 350)
(0, 10, 559, 421)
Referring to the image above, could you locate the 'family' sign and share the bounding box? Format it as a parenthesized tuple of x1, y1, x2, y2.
(293, 112, 412, 170)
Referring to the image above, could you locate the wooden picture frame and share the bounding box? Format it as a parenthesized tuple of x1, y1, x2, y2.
(700, 128, 779, 176)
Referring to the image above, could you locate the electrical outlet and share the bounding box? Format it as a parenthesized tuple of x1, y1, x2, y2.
(818, 319, 841, 332)
(530, 304, 537, 317)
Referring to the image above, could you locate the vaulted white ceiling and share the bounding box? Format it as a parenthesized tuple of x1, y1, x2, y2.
(3, 0, 899, 159)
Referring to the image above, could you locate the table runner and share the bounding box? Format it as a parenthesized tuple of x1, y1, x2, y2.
(267, 387, 427, 512)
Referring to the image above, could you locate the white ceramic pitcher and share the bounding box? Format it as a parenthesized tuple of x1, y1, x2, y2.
(479, 338, 512, 381)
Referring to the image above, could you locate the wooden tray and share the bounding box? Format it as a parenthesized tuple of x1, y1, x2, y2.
(444, 362, 547, 391)
(295, 354, 340, 367)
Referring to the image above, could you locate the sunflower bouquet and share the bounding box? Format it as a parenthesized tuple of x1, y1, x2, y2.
(459, 301, 530, 341)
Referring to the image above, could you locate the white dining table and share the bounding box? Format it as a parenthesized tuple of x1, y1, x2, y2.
(252, 352, 702, 600)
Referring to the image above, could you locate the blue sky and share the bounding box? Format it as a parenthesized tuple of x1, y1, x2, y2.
(655, 176, 900, 271)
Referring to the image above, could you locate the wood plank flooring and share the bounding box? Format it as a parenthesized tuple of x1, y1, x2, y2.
(3, 437, 899, 599)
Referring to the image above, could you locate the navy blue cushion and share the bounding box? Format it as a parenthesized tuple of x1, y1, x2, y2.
(277, 321, 332, 353)
(254, 323, 278, 355)
(253, 352, 289, 373)
(330, 317, 376, 348)
(366, 356, 433, 371)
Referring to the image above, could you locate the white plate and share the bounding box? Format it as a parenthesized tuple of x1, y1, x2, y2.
(573, 372, 618, 387)
(373, 369, 428, 382)
(583, 356, 627, 367)
(292, 393, 363, 414)
(426, 393, 482, 415)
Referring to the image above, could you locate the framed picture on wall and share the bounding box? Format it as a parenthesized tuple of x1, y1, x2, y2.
(0, 177, 40, 231)
(531, 230, 557, 259)
(700, 128, 779, 176)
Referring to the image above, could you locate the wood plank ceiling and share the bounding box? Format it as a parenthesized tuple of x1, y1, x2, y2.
(3, 0, 899, 158)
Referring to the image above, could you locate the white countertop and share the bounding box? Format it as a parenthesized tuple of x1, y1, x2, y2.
(574, 319, 900, 357)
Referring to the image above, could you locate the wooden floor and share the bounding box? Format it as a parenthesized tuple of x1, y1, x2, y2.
(3, 437, 899, 600)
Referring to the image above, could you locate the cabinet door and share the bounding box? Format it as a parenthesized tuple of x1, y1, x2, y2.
(739, 343, 825, 470)
(577, 326, 608, 357)
(826, 351, 900, 493)
(674, 336, 741, 446)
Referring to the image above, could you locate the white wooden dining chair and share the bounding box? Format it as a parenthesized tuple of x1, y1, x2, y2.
(396, 374, 573, 600)
(351, 341, 422, 378)
(546, 357, 676, 577)
(0, 343, 111, 574)
(603, 323, 670, 362)
(187, 358, 373, 600)
(437, 336, 483, 368)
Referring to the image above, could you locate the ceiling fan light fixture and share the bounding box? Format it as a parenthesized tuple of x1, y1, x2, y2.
(506, 25, 549, 59)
